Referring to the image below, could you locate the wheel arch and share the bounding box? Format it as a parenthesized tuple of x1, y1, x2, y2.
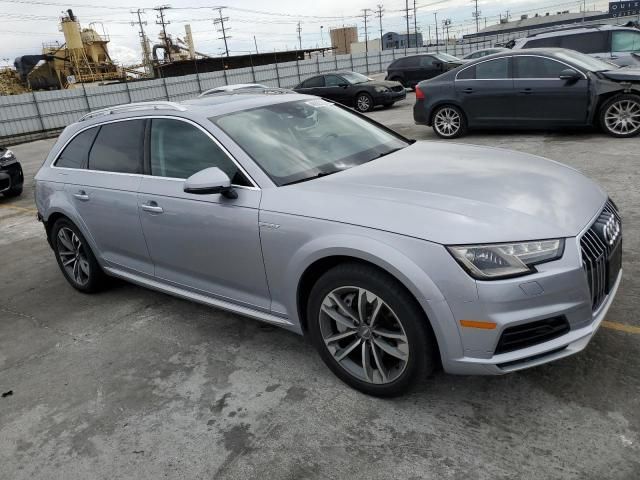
(428, 100, 467, 126)
(292, 242, 446, 349)
(592, 89, 640, 125)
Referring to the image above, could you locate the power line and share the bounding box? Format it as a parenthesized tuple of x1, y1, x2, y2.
(213, 7, 230, 57)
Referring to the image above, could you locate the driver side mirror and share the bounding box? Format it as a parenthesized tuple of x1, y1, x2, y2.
(338, 83, 349, 88)
(183, 167, 237, 199)
(432, 61, 444, 69)
(559, 68, 581, 81)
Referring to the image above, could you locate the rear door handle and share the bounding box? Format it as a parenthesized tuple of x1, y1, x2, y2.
(73, 190, 89, 201)
(463, 87, 474, 93)
(520, 88, 533, 94)
(141, 201, 163, 214)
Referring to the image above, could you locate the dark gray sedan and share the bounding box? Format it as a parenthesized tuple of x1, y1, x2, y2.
(413, 48, 640, 138)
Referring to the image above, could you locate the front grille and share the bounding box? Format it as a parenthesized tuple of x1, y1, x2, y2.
(391, 85, 405, 92)
(580, 200, 622, 312)
(495, 316, 570, 354)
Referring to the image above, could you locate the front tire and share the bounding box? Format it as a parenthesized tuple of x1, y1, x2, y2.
(432, 104, 467, 139)
(51, 218, 107, 293)
(355, 92, 374, 113)
(600, 94, 640, 138)
(307, 263, 436, 397)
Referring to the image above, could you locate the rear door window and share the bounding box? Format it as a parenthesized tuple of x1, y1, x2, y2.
(560, 32, 608, 53)
(55, 127, 98, 169)
(523, 36, 561, 48)
(88, 119, 145, 174)
(419, 55, 436, 67)
(303, 76, 324, 88)
(394, 56, 419, 68)
(514, 56, 568, 78)
(475, 57, 510, 79)
(325, 75, 344, 87)
(612, 31, 640, 52)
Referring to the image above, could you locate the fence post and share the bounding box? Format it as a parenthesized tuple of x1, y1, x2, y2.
(316, 54, 320, 75)
(196, 71, 203, 94)
(81, 82, 91, 113)
(31, 91, 46, 133)
(222, 58, 229, 86)
(161, 77, 170, 100)
(350, 53, 354, 70)
(296, 55, 301, 83)
(334, 53, 338, 69)
(365, 51, 369, 75)
(124, 79, 132, 104)
(274, 56, 282, 87)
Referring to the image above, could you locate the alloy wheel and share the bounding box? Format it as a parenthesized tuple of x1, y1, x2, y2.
(57, 227, 90, 286)
(356, 95, 371, 112)
(434, 107, 461, 137)
(604, 99, 640, 136)
(319, 286, 409, 385)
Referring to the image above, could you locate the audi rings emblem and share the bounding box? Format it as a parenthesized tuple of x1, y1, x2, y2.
(602, 214, 621, 246)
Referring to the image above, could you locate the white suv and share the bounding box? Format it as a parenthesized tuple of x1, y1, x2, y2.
(511, 25, 640, 67)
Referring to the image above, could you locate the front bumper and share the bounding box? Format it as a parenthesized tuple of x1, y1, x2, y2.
(0, 161, 23, 193)
(374, 89, 406, 104)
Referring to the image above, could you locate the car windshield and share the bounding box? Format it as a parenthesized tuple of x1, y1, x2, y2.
(554, 50, 619, 71)
(341, 72, 371, 84)
(433, 52, 461, 62)
(212, 99, 409, 186)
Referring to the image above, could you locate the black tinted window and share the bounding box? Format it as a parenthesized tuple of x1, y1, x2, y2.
(56, 127, 98, 169)
(325, 75, 343, 86)
(475, 58, 509, 79)
(524, 37, 561, 48)
(457, 65, 475, 79)
(88, 120, 144, 173)
(560, 32, 608, 53)
(303, 76, 324, 88)
(394, 56, 419, 68)
(514, 56, 567, 78)
(150, 119, 249, 185)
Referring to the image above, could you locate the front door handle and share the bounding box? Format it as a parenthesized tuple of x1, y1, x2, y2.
(141, 201, 163, 214)
(520, 88, 533, 94)
(463, 87, 474, 94)
(73, 190, 89, 201)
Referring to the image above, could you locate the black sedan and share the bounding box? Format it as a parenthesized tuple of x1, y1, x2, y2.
(413, 48, 640, 138)
(385, 52, 463, 88)
(0, 146, 23, 198)
(293, 71, 405, 112)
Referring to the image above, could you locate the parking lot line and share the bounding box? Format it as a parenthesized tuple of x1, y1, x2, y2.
(0, 204, 37, 214)
(602, 320, 640, 335)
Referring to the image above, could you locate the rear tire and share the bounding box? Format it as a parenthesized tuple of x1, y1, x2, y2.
(307, 262, 436, 397)
(354, 92, 374, 113)
(51, 218, 107, 293)
(432, 104, 468, 139)
(599, 94, 640, 138)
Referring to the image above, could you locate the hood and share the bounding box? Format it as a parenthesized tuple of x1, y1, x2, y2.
(261, 142, 607, 245)
(600, 67, 640, 82)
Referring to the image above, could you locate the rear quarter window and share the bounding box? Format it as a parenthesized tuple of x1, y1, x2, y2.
(523, 37, 561, 48)
(560, 32, 608, 53)
(55, 127, 98, 169)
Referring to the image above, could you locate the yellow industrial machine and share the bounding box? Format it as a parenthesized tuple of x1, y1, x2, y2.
(13, 9, 123, 91)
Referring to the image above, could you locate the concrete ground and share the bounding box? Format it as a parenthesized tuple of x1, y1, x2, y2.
(1, 95, 639, 479)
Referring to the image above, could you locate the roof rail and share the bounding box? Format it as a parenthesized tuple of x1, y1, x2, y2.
(79, 101, 187, 122)
(527, 23, 607, 38)
(199, 87, 291, 97)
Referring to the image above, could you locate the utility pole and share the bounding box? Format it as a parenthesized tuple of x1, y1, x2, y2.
(376, 4, 384, 51)
(132, 9, 152, 75)
(296, 22, 302, 50)
(582, 0, 586, 22)
(254, 35, 259, 54)
(154, 5, 171, 62)
(405, 0, 410, 47)
(472, 0, 480, 33)
(413, 0, 418, 48)
(213, 7, 230, 57)
(434, 12, 439, 52)
(361, 9, 371, 53)
(442, 18, 451, 53)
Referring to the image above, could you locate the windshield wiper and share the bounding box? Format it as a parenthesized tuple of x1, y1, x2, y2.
(370, 146, 406, 161)
(283, 170, 340, 186)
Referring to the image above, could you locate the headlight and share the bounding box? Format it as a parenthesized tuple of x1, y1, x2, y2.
(447, 239, 565, 280)
(0, 149, 15, 164)
(374, 86, 390, 93)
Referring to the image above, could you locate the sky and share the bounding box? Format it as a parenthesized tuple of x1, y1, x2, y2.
(0, 0, 616, 67)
